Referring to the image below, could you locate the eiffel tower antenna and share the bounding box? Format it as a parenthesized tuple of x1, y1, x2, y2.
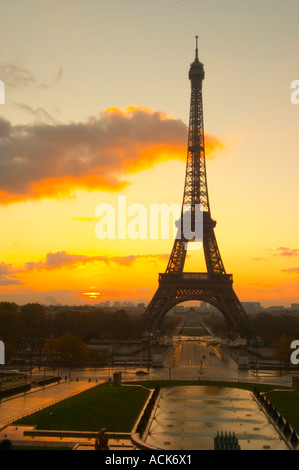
(144, 40, 247, 335)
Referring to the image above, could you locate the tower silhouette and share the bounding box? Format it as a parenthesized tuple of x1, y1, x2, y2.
(144, 38, 247, 334)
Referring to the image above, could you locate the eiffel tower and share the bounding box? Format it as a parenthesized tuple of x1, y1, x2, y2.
(144, 38, 247, 334)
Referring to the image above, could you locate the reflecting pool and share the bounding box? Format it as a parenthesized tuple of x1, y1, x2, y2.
(145, 386, 290, 451)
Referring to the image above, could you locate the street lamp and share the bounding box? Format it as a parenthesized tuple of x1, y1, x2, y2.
(0, 364, 3, 401)
(68, 355, 72, 381)
(43, 358, 46, 388)
(24, 362, 28, 395)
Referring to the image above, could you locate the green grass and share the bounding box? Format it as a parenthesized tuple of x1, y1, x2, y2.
(125, 379, 290, 393)
(180, 326, 209, 336)
(12, 378, 298, 442)
(179, 321, 209, 336)
(13, 383, 150, 432)
(265, 390, 299, 434)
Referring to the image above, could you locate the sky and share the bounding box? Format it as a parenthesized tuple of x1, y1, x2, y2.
(0, 0, 298, 308)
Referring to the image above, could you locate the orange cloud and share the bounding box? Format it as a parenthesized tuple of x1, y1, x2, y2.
(282, 268, 299, 275)
(0, 262, 23, 286)
(0, 106, 224, 204)
(0, 175, 129, 204)
(25, 251, 169, 270)
(275, 247, 299, 257)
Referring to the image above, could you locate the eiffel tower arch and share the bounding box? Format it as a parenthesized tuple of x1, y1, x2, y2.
(144, 38, 247, 335)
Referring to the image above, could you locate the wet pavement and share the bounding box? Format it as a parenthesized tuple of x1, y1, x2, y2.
(0, 380, 99, 430)
(0, 336, 297, 450)
(0, 425, 135, 450)
(160, 337, 298, 389)
(144, 386, 290, 451)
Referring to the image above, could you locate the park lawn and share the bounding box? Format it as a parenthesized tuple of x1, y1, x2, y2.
(180, 322, 209, 337)
(180, 326, 209, 336)
(12, 379, 298, 439)
(126, 379, 290, 393)
(13, 383, 150, 432)
(265, 390, 299, 434)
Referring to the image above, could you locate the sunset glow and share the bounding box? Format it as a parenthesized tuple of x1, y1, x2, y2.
(80, 292, 102, 300)
(1, 1, 298, 309)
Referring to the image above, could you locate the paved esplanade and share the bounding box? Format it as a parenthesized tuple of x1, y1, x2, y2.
(0, 380, 99, 430)
(162, 337, 294, 388)
(144, 338, 294, 450)
(145, 385, 290, 451)
(0, 335, 296, 450)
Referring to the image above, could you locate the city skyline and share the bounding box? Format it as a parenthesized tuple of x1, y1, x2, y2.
(1, 0, 299, 308)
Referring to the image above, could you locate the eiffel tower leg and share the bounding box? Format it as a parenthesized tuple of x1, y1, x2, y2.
(211, 286, 247, 332)
(203, 214, 226, 275)
(144, 275, 247, 334)
(144, 285, 177, 333)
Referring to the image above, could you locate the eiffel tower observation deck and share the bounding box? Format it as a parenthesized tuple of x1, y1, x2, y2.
(144, 38, 247, 335)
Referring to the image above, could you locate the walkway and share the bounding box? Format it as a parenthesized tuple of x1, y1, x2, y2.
(0, 380, 99, 431)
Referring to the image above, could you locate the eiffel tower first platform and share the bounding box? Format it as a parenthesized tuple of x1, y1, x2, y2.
(144, 38, 247, 335)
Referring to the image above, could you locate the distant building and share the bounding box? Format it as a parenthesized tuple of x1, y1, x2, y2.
(291, 304, 299, 312)
(265, 306, 285, 312)
(173, 306, 185, 313)
(199, 302, 209, 311)
(122, 301, 134, 307)
(241, 302, 263, 314)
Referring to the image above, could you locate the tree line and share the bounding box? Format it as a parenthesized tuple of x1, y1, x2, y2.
(203, 311, 299, 345)
(0, 301, 180, 363)
(1, 301, 299, 346)
(0, 301, 146, 343)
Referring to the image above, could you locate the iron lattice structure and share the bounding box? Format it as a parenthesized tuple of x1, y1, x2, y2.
(144, 38, 247, 334)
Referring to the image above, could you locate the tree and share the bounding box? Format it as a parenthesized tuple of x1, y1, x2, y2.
(275, 335, 292, 366)
(0, 302, 22, 341)
(19, 303, 46, 339)
(45, 332, 86, 362)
